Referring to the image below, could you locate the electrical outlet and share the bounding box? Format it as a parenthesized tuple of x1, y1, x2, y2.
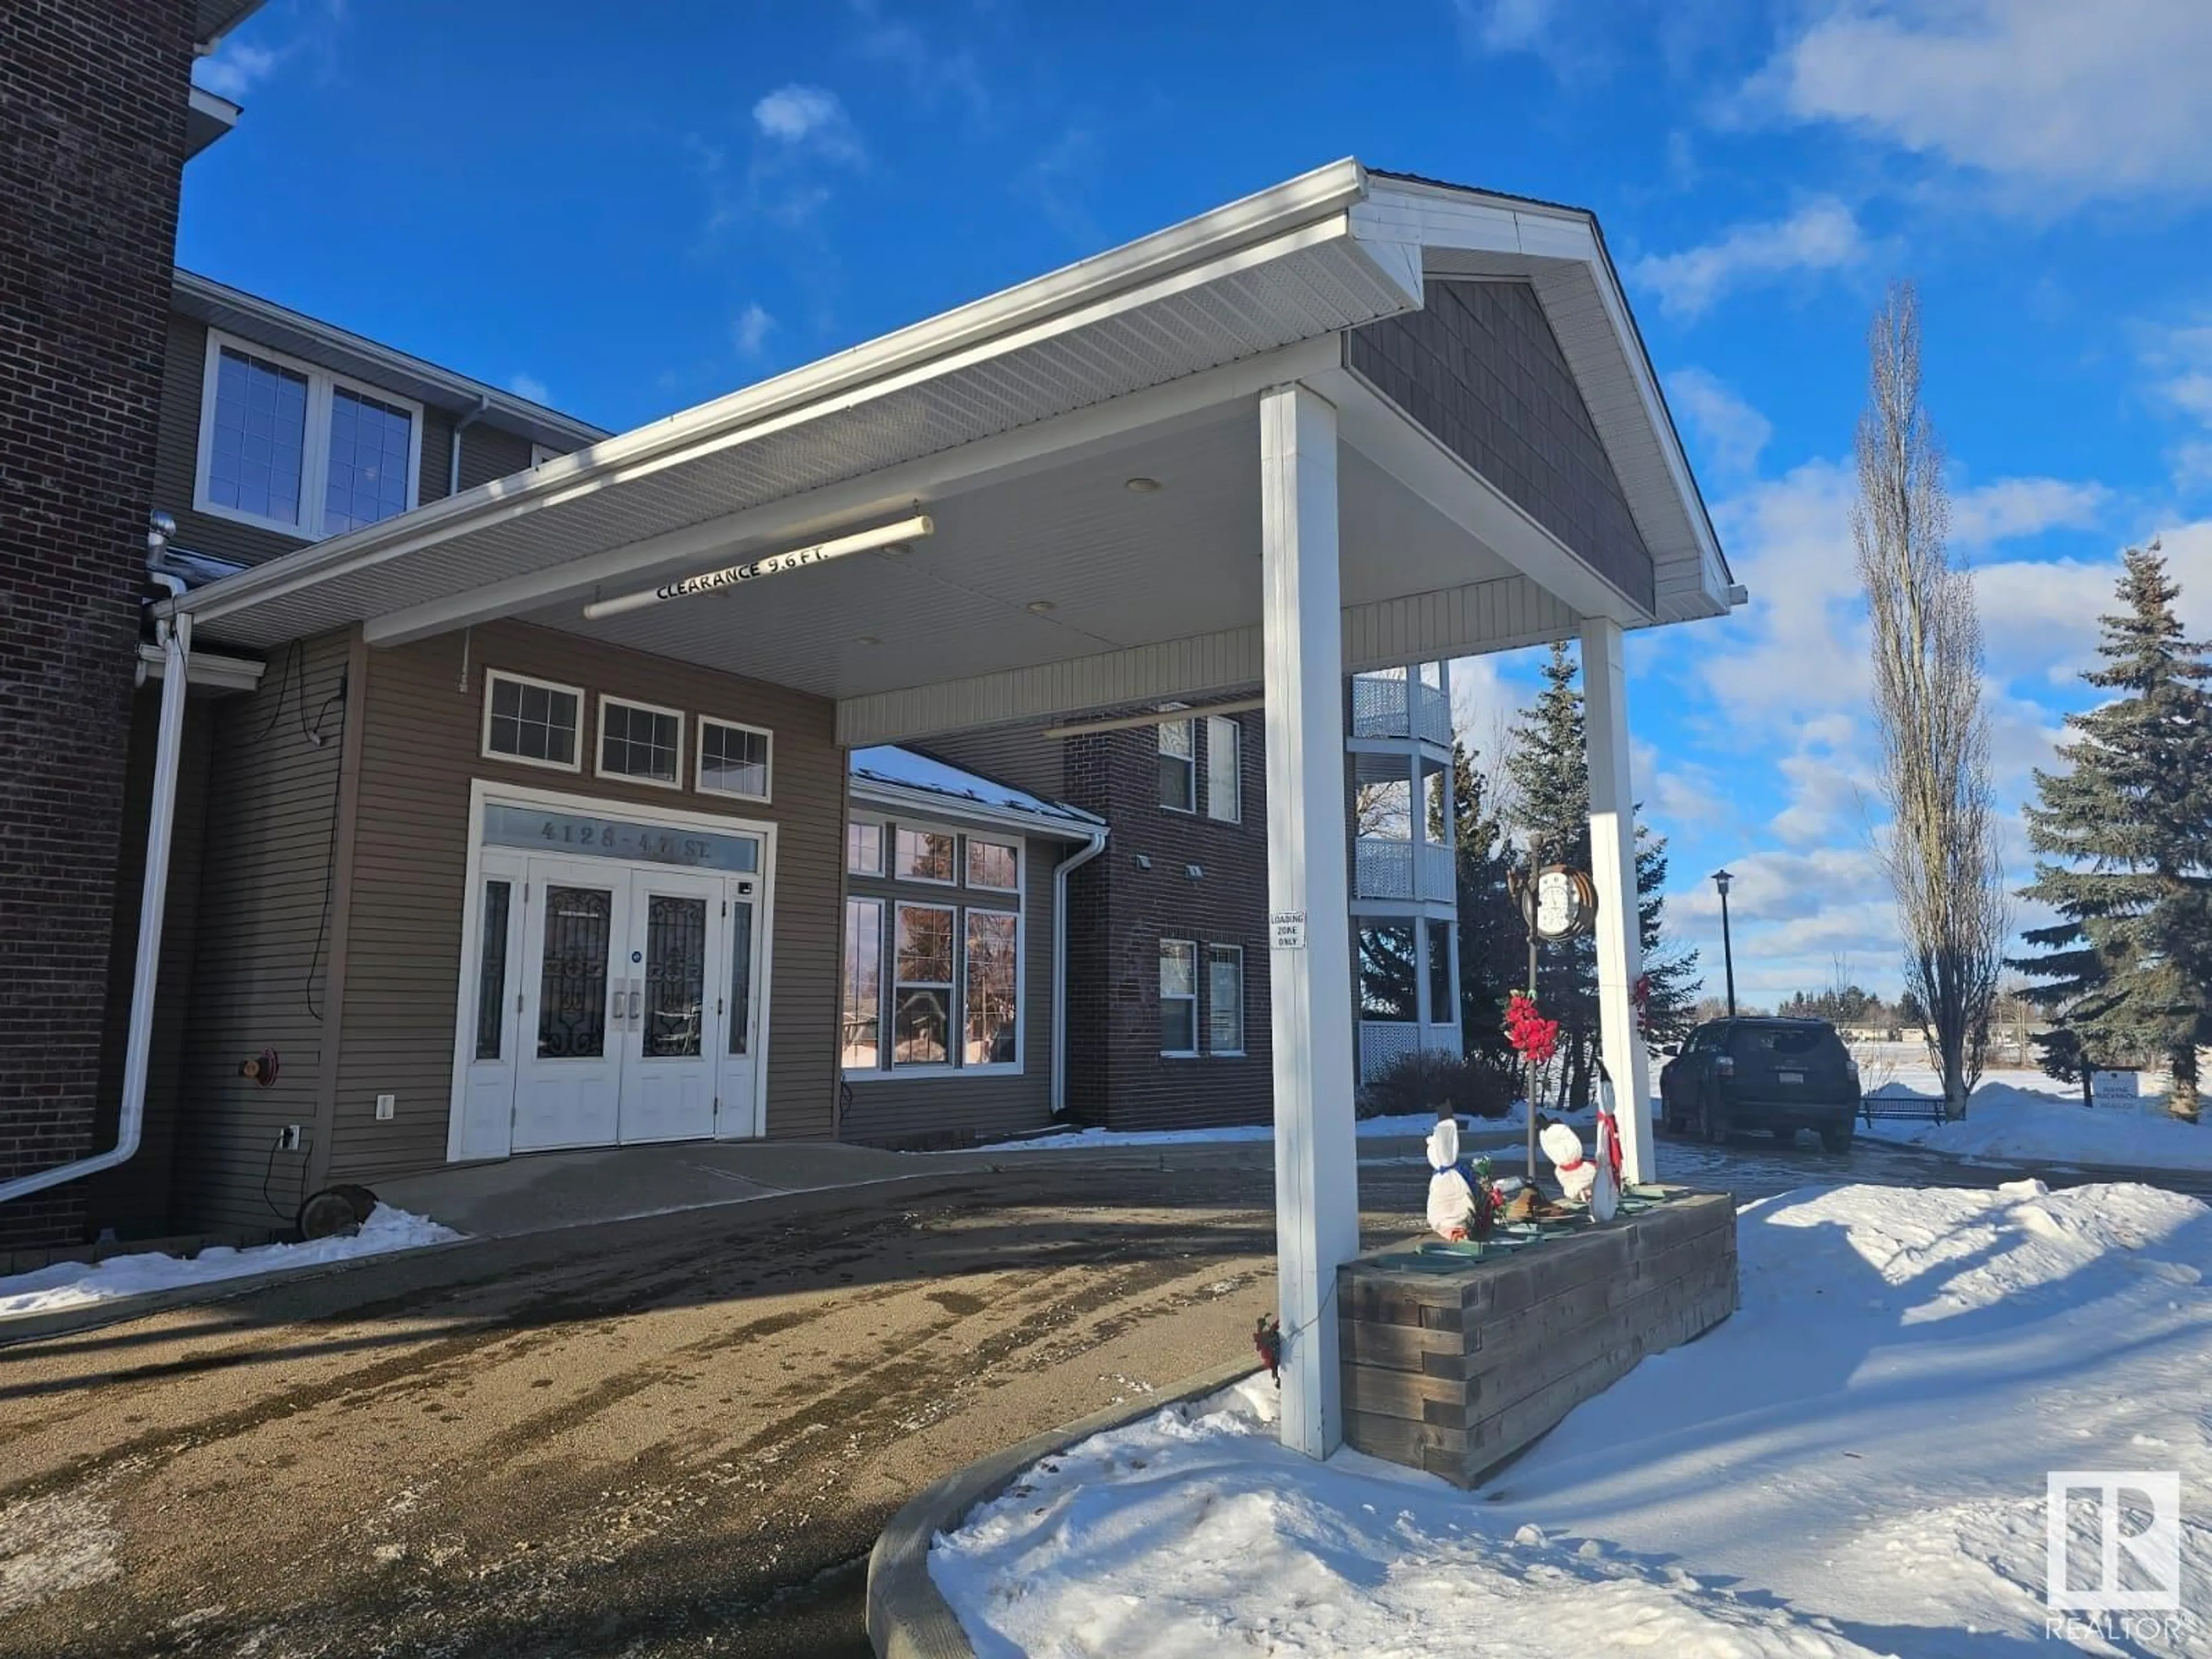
(279, 1124, 302, 1152)
(375, 1093, 396, 1121)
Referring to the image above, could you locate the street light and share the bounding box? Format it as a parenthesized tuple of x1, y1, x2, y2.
(1711, 868, 1737, 1018)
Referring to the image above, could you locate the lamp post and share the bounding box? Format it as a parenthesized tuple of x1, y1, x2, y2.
(1711, 868, 1737, 1018)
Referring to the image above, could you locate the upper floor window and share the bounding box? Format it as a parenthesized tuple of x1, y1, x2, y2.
(1206, 715, 1241, 823)
(895, 827, 957, 884)
(598, 698, 683, 787)
(482, 671, 582, 771)
(697, 718, 771, 801)
(1158, 718, 1195, 812)
(195, 331, 421, 540)
(847, 821, 884, 876)
(966, 838, 1018, 892)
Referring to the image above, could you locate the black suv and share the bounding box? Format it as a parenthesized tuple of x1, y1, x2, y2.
(1658, 1017, 1861, 1151)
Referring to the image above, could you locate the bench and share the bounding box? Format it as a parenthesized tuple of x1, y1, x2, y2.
(1860, 1093, 1945, 1127)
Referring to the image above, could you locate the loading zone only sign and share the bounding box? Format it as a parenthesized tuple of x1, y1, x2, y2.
(1271, 911, 1307, 950)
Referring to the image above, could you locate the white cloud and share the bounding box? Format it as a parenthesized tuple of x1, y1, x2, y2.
(731, 302, 774, 358)
(1753, 0, 2212, 203)
(1665, 368, 1771, 476)
(849, 0, 989, 119)
(1633, 198, 1866, 321)
(2145, 320, 2212, 493)
(752, 85, 863, 162)
(192, 39, 281, 99)
(1455, 0, 1559, 55)
(1948, 477, 2108, 546)
(507, 372, 551, 406)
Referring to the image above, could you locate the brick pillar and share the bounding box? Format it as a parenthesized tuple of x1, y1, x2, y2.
(0, 1, 194, 1246)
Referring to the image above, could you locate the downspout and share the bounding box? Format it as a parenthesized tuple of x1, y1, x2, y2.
(449, 393, 491, 498)
(1050, 825, 1109, 1117)
(0, 567, 192, 1205)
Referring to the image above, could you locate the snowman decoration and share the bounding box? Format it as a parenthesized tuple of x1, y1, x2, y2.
(1425, 1117, 1479, 1240)
(1540, 1096, 1622, 1223)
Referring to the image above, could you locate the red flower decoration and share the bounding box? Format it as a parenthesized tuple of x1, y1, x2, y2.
(1504, 990, 1560, 1066)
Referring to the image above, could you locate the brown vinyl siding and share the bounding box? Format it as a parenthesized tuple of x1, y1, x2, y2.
(1346, 279, 1655, 613)
(327, 620, 843, 1181)
(836, 831, 1062, 1147)
(172, 630, 353, 1233)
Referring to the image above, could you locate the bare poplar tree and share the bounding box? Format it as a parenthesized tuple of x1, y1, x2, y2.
(1853, 284, 2008, 1118)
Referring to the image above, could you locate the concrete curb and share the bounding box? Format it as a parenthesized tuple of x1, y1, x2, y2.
(866, 1355, 1260, 1659)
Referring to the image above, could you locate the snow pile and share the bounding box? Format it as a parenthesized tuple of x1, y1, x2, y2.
(934, 1181, 2212, 1656)
(0, 1205, 461, 1320)
(1861, 1075, 2210, 1171)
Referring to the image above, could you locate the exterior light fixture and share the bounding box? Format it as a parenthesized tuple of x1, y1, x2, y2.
(852, 633, 881, 646)
(1711, 868, 1737, 1018)
(1025, 599, 1055, 614)
(581, 513, 933, 621)
(1124, 476, 1161, 493)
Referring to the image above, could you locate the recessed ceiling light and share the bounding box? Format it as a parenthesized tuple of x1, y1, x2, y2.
(1124, 476, 1162, 494)
(1025, 599, 1056, 614)
(852, 633, 880, 646)
(878, 543, 910, 556)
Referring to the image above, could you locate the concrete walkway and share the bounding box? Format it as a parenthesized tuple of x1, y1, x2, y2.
(377, 1139, 998, 1238)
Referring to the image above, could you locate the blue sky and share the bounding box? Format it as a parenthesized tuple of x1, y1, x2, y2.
(188, 1, 2212, 1006)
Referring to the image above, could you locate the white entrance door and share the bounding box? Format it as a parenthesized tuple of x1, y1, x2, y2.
(513, 859, 627, 1152)
(716, 876, 766, 1138)
(618, 868, 724, 1144)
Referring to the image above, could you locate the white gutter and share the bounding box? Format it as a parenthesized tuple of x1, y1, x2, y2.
(1051, 824, 1110, 1118)
(0, 596, 191, 1206)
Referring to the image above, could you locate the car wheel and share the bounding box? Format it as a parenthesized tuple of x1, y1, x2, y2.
(1699, 1093, 1728, 1145)
(1819, 1123, 1854, 1154)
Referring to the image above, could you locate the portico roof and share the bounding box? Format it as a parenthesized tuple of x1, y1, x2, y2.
(168, 160, 1736, 747)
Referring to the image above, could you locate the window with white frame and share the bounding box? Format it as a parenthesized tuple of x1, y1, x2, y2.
(1207, 945, 1245, 1055)
(842, 821, 1026, 1078)
(1206, 715, 1240, 822)
(1158, 719, 1195, 812)
(196, 331, 422, 539)
(482, 671, 582, 770)
(842, 897, 882, 1068)
(697, 718, 771, 801)
(964, 911, 1019, 1065)
(1160, 939, 1198, 1055)
(895, 827, 956, 883)
(599, 698, 683, 786)
(892, 903, 956, 1067)
(847, 821, 884, 876)
(965, 837, 1018, 892)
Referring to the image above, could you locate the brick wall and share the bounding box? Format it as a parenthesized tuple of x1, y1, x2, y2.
(1063, 710, 1275, 1131)
(0, 0, 194, 1245)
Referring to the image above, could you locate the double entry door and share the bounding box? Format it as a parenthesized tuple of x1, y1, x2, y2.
(466, 852, 764, 1154)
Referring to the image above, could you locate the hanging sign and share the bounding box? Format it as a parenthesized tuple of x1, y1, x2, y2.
(581, 514, 933, 621)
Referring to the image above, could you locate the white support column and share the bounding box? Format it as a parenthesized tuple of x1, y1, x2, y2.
(1581, 616, 1653, 1183)
(1260, 382, 1358, 1460)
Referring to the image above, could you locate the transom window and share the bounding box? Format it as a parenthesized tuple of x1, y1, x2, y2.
(895, 827, 957, 883)
(482, 671, 582, 771)
(966, 838, 1018, 892)
(195, 331, 422, 539)
(1158, 719, 1196, 812)
(599, 698, 683, 787)
(847, 821, 884, 876)
(698, 718, 771, 801)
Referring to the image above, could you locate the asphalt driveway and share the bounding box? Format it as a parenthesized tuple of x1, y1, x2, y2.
(0, 1130, 2191, 1657)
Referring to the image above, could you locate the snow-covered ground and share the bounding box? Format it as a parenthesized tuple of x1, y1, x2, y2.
(933, 1180, 2212, 1656)
(1858, 1062, 2212, 1171)
(0, 1205, 461, 1321)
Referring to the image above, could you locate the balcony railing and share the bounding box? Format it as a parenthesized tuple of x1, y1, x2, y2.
(1357, 1020, 1464, 1084)
(1350, 673, 1453, 747)
(1354, 836, 1455, 903)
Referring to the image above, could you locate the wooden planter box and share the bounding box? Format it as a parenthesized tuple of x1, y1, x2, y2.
(1338, 1189, 1737, 1487)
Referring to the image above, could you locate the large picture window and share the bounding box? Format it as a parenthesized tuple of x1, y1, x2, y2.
(842, 820, 1027, 1079)
(195, 331, 422, 540)
(892, 903, 955, 1067)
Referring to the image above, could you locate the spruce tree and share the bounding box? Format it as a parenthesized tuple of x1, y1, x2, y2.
(1502, 641, 1702, 1098)
(2013, 545, 2212, 1120)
